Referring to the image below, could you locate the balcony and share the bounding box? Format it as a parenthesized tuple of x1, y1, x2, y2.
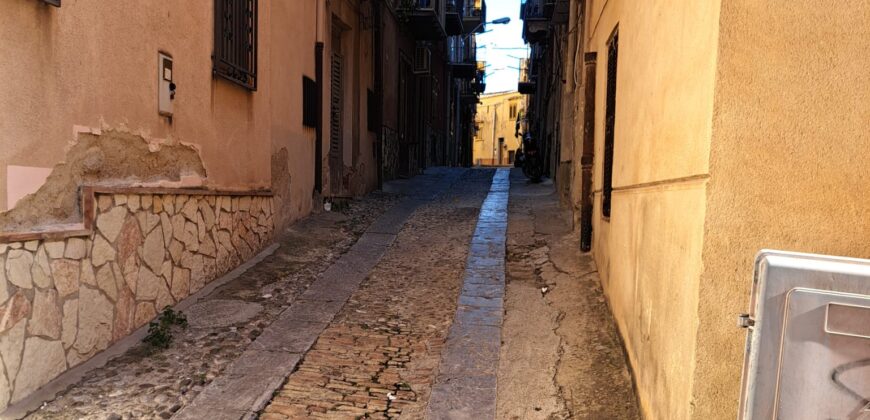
(462, 0, 486, 34)
(445, 0, 463, 36)
(517, 57, 536, 94)
(448, 36, 478, 79)
(398, 0, 447, 40)
(520, 0, 553, 43)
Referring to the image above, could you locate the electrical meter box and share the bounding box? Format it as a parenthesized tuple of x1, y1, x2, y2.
(158, 53, 174, 116)
(739, 250, 870, 419)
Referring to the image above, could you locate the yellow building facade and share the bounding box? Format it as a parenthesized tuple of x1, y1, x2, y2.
(523, 0, 870, 418)
(473, 91, 525, 166)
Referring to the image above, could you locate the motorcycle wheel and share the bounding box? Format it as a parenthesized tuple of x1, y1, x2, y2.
(524, 155, 544, 182)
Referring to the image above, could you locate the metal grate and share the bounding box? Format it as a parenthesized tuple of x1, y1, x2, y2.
(602, 29, 618, 218)
(213, 0, 258, 90)
(330, 54, 344, 163)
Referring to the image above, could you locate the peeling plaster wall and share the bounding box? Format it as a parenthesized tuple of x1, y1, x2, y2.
(0, 131, 206, 232)
(0, 1, 273, 213)
(0, 191, 273, 411)
(695, 1, 870, 417)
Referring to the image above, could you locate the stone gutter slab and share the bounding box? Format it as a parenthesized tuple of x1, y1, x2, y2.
(427, 168, 510, 420)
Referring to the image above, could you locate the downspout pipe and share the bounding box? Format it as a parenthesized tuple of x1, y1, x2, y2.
(373, 0, 384, 189)
(314, 0, 326, 194)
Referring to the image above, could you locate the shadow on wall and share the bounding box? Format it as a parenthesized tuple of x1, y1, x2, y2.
(0, 131, 207, 233)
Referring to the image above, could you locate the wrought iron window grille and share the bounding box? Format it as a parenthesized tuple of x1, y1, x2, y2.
(213, 0, 258, 91)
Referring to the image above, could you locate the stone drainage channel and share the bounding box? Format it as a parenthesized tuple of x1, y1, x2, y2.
(427, 168, 509, 419)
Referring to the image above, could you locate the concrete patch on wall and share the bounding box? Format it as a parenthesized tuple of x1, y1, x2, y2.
(0, 190, 274, 411)
(0, 131, 206, 232)
(270, 148, 293, 233)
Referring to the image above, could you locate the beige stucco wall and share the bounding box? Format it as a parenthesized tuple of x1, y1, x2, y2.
(0, 0, 380, 408)
(695, 1, 870, 417)
(0, 0, 272, 212)
(473, 92, 524, 165)
(585, 0, 720, 418)
(0, 1, 377, 229)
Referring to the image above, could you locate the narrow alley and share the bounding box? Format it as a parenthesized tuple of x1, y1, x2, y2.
(11, 168, 638, 419)
(2, 1, 868, 419)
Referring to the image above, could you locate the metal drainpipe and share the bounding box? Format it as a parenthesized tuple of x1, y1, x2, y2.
(373, 0, 384, 190)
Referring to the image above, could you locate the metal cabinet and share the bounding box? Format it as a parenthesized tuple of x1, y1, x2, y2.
(739, 250, 870, 419)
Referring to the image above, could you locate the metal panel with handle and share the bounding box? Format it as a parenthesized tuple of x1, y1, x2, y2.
(739, 250, 870, 420)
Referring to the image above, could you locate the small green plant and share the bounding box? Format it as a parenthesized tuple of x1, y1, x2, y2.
(143, 308, 188, 349)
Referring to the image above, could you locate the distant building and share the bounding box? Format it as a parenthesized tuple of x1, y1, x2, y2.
(473, 91, 526, 166)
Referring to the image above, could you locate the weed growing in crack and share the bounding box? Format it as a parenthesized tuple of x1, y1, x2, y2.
(143, 308, 189, 349)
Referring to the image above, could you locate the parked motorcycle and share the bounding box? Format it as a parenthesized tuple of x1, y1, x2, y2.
(521, 133, 544, 182)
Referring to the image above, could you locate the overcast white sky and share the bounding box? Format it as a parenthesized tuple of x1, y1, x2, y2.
(476, 0, 528, 94)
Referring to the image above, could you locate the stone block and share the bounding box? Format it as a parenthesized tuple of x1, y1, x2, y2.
(182, 198, 199, 221)
(127, 194, 141, 212)
(61, 298, 78, 349)
(160, 213, 173, 247)
(141, 195, 153, 210)
(136, 212, 159, 236)
(97, 206, 129, 242)
(113, 287, 136, 341)
(153, 195, 163, 213)
(51, 259, 81, 298)
(136, 266, 163, 301)
(95, 265, 118, 302)
(44, 241, 65, 259)
(91, 235, 116, 267)
(80, 260, 96, 286)
(0, 319, 26, 383)
(171, 268, 190, 301)
(11, 337, 67, 404)
(97, 195, 112, 212)
(31, 246, 52, 289)
(141, 225, 165, 273)
(74, 287, 113, 355)
(134, 302, 157, 328)
(5, 250, 33, 289)
(64, 238, 87, 260)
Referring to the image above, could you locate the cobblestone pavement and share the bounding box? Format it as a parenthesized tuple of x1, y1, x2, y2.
(25, 193, 399, 420)
(23, 168, 640, 420)
(261, 169, 495, 419)
(497, 169, 639, 419)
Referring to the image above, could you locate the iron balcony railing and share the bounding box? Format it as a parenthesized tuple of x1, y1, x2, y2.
(520, 0, 553, 20)
(448, 35, 477, 63)
(399, 0, 440, 10)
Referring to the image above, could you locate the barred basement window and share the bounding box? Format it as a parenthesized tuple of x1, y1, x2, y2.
(213, 0, 258, 90)
(302, 76, 317, 127)
(602, 28, 618, 219)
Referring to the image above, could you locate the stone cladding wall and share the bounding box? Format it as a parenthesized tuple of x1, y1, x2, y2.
(0, 190, 274, 410)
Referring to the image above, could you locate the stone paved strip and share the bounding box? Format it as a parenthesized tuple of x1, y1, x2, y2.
(427, 168, 510, 420)
(174, 170, 464, 420)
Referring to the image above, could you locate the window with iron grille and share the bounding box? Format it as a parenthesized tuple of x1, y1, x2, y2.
(602, 28, 618, 219)
(213, 0, 258, 90)
(302, 76, 317, 127)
